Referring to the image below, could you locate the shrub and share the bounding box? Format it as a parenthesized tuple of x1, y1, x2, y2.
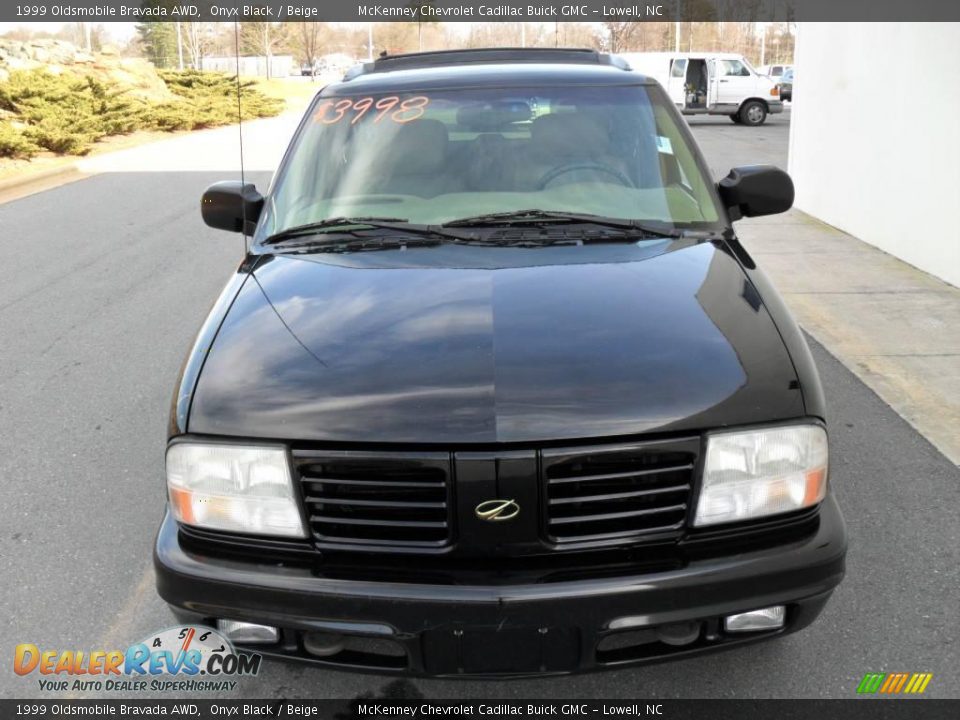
(156, 70, 284, 125)
(0, 68, 285, 159)
(0, 122, 40, 159)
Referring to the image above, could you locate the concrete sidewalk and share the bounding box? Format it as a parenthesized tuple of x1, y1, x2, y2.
(738, 209, 960, 465)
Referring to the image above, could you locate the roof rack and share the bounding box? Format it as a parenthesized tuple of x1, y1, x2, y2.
(343, 48, 630, 81)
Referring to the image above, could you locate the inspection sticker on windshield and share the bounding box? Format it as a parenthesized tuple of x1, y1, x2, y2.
(656, 136, 674, 154)
(313, 96, 430, 125)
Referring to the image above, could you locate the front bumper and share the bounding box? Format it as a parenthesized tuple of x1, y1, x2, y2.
(154, 495, 846, 677)
(768, 99, 785, 114)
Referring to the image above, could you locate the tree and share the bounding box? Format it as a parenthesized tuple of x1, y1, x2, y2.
(463, 23, 523, 49)
(552, 23, 600, 49)
(601, 22, 642, 53)
(180, 22, 216, 69)
(240, 22, 288, 78)
(137, 22, 178, 68)
(290, 22, 323, 68)
(372, 22, 419, 55)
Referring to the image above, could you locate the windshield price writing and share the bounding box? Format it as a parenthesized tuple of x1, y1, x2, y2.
(312, 96, 431, 125)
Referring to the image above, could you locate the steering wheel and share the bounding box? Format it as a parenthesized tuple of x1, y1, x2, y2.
(537, 162, 634, 190)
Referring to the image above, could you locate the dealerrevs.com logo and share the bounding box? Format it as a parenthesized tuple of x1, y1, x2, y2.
(857, 672, 934, 695)
(14, 626, 261, 693)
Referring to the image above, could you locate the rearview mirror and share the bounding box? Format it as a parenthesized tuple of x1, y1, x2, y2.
(201, 181, 264, 234)
(718, 165, 794, 221)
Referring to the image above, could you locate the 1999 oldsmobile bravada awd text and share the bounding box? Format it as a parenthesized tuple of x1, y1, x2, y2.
(155, 49, 847, 676)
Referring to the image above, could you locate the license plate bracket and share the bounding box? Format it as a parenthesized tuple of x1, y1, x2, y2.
(422, 625, 579, 675)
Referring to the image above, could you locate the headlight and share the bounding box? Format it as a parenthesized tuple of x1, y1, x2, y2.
(693, 424, 828, 527)
(166, 442, 306, 538)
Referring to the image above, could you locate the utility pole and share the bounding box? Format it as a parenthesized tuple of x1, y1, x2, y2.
(521, 23, 526, 48)
(264, 23, 271, 79)
(760, 28, 766, 66)
(674, 0, 681, 52)
(367, 23, 374, 61)
(175, 21, 184, 70)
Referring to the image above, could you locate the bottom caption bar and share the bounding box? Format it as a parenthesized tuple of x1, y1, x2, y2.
(2, 700, 956, 719)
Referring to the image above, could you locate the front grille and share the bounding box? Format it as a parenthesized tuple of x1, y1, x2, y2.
(293, 450, 453, 551)
(542, 440, 697, 545)
(291, 438, 699, 555)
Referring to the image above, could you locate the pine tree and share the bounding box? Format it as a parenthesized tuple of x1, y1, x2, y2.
(137, 22, 178, 69)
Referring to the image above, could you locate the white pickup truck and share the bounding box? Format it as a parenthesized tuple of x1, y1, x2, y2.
(620, 51, 784, 126)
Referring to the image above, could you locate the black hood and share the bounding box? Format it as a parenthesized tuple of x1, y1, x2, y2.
(188, 241, 804, 443)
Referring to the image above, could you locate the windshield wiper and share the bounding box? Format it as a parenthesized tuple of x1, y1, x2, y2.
(263, 217, 474, 246)
(272, 235, 446, 254)
(442, 209, 713, 239)
(262, 212, 719, 252)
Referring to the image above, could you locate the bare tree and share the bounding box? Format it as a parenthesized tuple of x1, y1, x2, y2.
(601, 22, 643, 53)
(553, 23, 602, 49)
(373, 22, 419, 55)
(463, 23, 523, 49)
(181, 22, 215, 69)
(240, 22, 288, 78)
(291, 21, 323, 69)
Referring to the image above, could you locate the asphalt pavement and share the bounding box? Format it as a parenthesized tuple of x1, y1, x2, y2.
(1, 105, 957, 699)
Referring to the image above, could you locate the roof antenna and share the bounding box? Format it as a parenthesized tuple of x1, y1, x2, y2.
(233, 20, 248, 254)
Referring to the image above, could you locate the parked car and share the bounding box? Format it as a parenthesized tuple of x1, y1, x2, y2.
(779, 67, 794, 102)
(622, 51, 783, 125)
(758, 63, 793, 78)
(158, 48, 846, 677)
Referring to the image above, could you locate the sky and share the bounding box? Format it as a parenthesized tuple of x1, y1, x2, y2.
(0, 21, 138, 42)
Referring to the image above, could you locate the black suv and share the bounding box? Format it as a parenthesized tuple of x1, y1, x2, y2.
(156, 49, 846, 676)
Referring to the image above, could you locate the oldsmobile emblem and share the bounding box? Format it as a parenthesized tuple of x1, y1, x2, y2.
(474, 499, 520, 522)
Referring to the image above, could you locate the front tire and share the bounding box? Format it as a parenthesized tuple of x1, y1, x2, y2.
(739, 100, 767, 126)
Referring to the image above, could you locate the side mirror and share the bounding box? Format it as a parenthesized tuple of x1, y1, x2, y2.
(718, 165, 794, 221)
(201, 181, 264, 234)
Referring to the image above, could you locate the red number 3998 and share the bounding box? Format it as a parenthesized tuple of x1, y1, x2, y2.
(312, 96, 430, 125)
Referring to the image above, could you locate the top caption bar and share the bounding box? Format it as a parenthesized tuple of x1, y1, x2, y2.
(4, 0, 960, 23)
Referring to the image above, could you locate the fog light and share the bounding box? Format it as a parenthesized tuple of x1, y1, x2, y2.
(303, 631, 345, 657)
(724, 605, 785, 632)
(216, 619, 279, 645)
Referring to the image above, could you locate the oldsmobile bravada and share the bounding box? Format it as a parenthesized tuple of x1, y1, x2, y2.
(156, 49, 846, 676)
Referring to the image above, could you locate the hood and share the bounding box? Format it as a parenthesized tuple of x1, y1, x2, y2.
(188, 242, 804, 443)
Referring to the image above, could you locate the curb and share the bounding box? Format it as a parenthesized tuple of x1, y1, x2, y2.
(0, 162, 86, 203)
(0, 162, 81, 191)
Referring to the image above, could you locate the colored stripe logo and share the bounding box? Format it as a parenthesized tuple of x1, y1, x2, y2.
(857, 672, 933, 694)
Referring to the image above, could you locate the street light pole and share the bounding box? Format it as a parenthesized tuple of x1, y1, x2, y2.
(175, 22, 184, 70)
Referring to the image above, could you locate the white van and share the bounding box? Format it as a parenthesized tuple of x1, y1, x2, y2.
(620, 52, 784, 126)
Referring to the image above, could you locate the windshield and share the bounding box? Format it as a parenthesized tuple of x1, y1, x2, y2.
(257, 83, 722, 242)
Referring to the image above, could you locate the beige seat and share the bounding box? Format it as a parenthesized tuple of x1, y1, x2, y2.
(374, 119, 462, 197)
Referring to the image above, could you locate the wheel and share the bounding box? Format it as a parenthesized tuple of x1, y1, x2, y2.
(739, 100, 767, 126)
(729, 114, 742, 124)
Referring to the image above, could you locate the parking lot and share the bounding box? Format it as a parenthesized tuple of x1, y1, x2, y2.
(1, 106, 957, 699)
